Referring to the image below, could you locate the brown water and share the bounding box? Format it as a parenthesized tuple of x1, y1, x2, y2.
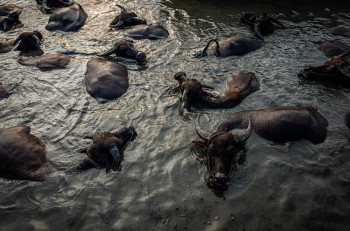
(1, 0, 350, 230)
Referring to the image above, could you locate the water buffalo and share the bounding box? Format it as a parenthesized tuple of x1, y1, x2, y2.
(125, 25, 169, 40)
(316, 40, 350, 58)
(240, 12, 285, 40)
(36, 0, 74, 14)
(13, 31, 71, 70)
(196, 35, 264, 58)
(85, 58, 129, 103)
(0, 4, 22, 31)
(18, 54, 71, 71)
(194, 106, 328, 189)
(45, 3, 87, 32)
(299, 54, 350, 85)
(326, 26, 350, 38)
(13, 30, 44, 56)
(98, 40, 146, 63)
(0, 82, 7, 99)
(174, 71, 259, 111)
(110, 4, 146, 29)
(0, 38, 13, 53)
(0, 125, 137, 181)
(77, 127, 137, 173)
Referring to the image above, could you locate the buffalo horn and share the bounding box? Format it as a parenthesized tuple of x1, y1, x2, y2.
(254, 22, 265, 40)
(182, 88, 190, 103)
(109, 145, 121, 166)
(97, 46, 118, 57)
(33, 35, 41, 50)
(231, 120, 252, 143)
(195, 114, 212, 141)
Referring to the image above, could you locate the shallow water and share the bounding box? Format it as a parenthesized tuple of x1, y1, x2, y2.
(1, 0, 350, 230)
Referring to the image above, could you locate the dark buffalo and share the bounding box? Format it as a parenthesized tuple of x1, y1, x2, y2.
(77, 127, 137, 173)
(13, 31, 71, 70)
(299, 54, 350, 84)
(18, 54, 71, 71)
(174, 71, 259, 111)
(36, 0, 74, 14)
(45, 3, 87, 32)
(0, 4, 22, 31)
(98, 40, 146, 63)
(85, 58, 129, 103)
(110, 5, 146, 29)
(326, 26, 350, 38)
(196, 35, 264, 58)
(316, 40, 350, 58)
(194, 106, 328, 189)
(125, 25, 169, 40)
(13, 30, 44, 56)
(0, 38, 13, 53)
(0, 125, 137, 181)
(0, 82, 8, 99)
(240, 12, 285, 40)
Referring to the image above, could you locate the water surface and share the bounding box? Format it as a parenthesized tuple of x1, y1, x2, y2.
(1, 0, 350, 230)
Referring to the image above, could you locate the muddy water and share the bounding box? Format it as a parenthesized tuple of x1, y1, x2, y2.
(1, 0, 350, 230)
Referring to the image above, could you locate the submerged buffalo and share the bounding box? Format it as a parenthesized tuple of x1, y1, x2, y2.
(13, 30, 44, 56)
(0, 38, 13, 53)
(0, 125, 137, 181)
(18, 54, 71, 71)
(196, 35, 264, 58)
(0, 82, 8, 99)
(174, 71, 259, 111)
(110, 5, 146, 29)
(45, 3, 87, 32)
(194, 106, 328, 189)
(326, 26, 350, 38)
(0, 4, 22, 31)
(316, 40, 350, 58)
(125, 25, 169, 40)
(98, 40, 146, 63)
(240, 12, 285, 40)
(299, 54, 350, 85)
(13, 31, 71, 70)
(36, 0, 74, 14)
(85, 58, 129, 103)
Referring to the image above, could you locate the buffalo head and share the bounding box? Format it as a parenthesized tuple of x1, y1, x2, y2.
(194, 115, 252, 190)
(13, 30, 43, 56)
(299, 56, 350, 83)
(82, 126, 137, 173)
(98, 40, 147, 63)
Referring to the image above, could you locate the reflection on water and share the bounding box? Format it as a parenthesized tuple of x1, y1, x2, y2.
(1, 0, 350, 230)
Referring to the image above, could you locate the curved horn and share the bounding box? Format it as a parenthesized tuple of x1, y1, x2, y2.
(270, 17, 285, 29)
(1, 21, 8, 31)
(196, 39, 220, 58)
(231, 120, 252, 143)
(97, 46, 118, 57)
(109, 145, 121, 166)
(254, 22, 265, 40)
(59, 0, 73, 6)
(195, 114, 212, 141)
(33, 35, 41, 50)
(110, 20, 124, 28)
(115, 4, 127, 13)
(42, 0, 54, 12)
(182, 88, 190, 103)
(12, 35, 22, 50)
